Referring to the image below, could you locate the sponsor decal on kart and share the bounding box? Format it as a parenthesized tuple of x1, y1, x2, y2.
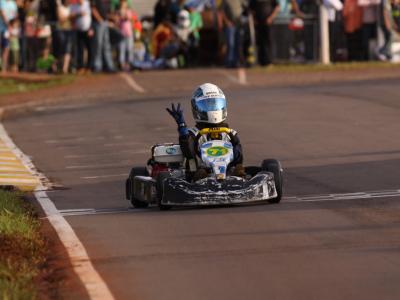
(206, 146, 229, 157)
(166, 147, 177, 155)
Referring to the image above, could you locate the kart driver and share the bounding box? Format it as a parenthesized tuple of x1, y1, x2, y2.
(167, 83, 245, 181)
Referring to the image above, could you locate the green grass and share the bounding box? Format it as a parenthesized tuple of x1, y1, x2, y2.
(253, 61, 400, 73)
(0, 190, 46, 300)
(0, 75, 74, 96)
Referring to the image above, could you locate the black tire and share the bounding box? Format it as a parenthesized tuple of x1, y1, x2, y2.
(261, 159, 283, 203)
(156, 171, 172, 211)
(127, 167, 149, 208)
(244, 166, 261, 177)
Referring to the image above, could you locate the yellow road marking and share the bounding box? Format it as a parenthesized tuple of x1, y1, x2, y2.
(0, 136, 40, 191)
(0, 179, 39, 184)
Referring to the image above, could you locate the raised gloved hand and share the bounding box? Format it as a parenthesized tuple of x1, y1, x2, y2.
(166, 103, 188, 136)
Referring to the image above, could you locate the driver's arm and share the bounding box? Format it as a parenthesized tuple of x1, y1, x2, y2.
(179, 131, 197, 160)
(229, 130, 244, 165)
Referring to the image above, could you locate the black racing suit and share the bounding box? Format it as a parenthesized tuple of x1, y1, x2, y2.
(178, 122, 244, 177)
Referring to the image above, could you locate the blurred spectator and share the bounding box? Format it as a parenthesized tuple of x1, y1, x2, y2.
(175, 9, 191, 41)
(288, 0, 306, 62)
(174, 8, 191, 65)
(91, 0, 115, 72)
(39, 0, 58, 61)
(199, 3, 223, 65)
(343, 0, 363, 61)
(220, 0, 243, 67)
(187, 2, 202, 42)
(24, 0, 39, 71)
(118, 0, 134, 70)
(56, 0, 73, 73)
(8, 17, 19, 72)
(152, 20, 174, 58)
(71, 0, 92, 73)
(361, 4, 378, 60)
(377, 0, 393, 60)
(35, 22, 54, 72)
(393, 0, 400, 30)
(297, 0, 318, 61)
(16, 0, 26, 70)
(186, 3, 202, 64)
(110, 0, 132, 12)
(170, 0, 186, 23)
(1, 0, 18, 72)
(154, 0, 172, 28)
(249, 0, 280, 66)
(323, 0, 344, 62)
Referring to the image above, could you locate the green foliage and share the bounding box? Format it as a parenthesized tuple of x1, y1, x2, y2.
(0, 76, 74, 96)
(0, 190, 46, 300)
(254, 61, 400, 73)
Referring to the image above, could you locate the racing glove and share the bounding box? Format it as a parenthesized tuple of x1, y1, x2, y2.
(166, 103, 188, 136)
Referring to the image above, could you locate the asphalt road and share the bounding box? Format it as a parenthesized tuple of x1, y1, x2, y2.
(5, 74, 400, 300)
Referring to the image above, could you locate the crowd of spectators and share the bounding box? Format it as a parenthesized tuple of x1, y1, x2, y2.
(0, 0, 399, 74)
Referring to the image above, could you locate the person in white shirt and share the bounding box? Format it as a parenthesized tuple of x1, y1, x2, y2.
(70, 0, 92, 71)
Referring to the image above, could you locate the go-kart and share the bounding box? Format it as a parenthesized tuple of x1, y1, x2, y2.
(125, 127, 283, 210)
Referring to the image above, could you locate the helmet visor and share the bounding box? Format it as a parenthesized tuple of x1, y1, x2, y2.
(195, 98, 226, 113)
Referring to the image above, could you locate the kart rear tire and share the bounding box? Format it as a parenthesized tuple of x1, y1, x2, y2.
(261, 159, 283, 204)
(127, 167, 149, 208)
(156, 171, 172, 211)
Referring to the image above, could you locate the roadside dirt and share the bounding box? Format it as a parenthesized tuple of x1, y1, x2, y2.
(30, 195, 90, 300)
(0, 74, 130, 109)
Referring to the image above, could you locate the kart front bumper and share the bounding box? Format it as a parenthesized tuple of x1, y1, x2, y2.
(161, 173, 278, 206)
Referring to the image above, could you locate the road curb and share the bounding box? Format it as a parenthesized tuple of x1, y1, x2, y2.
(0, 124, 42, 191)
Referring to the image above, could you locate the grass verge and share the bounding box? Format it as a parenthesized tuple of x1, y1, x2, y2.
(253, 61, 400, 73)
(0, 189, 47, 300)
(0, 75, 74, 96)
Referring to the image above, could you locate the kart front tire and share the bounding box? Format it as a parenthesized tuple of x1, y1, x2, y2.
(244, 166, 262, 177)
(261, 159, 283, 204)
(156, 172, 172, 211)
(127, 167, 149, 208)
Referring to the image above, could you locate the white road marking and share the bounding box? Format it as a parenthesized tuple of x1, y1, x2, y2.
(238, 68, 248, 85)
(119, 72, 146, 93)
(81, 173, 128, 179)
(218, 68, 248, 85)
(57, 207, 144, 217)
(219, 70, 239, 84)
(0, 124, 115, 300)
(34, 103, 92, 112)
(35, 191, 115, 299)
(64, 149, 147, 159)
(103, 142, 143, 147)
(66, 162, 133, 169)
(286, 189, 400, 203)
(45, 136, 107, 144)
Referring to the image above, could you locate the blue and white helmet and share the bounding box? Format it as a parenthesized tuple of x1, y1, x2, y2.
(191, 83, 227, 124)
